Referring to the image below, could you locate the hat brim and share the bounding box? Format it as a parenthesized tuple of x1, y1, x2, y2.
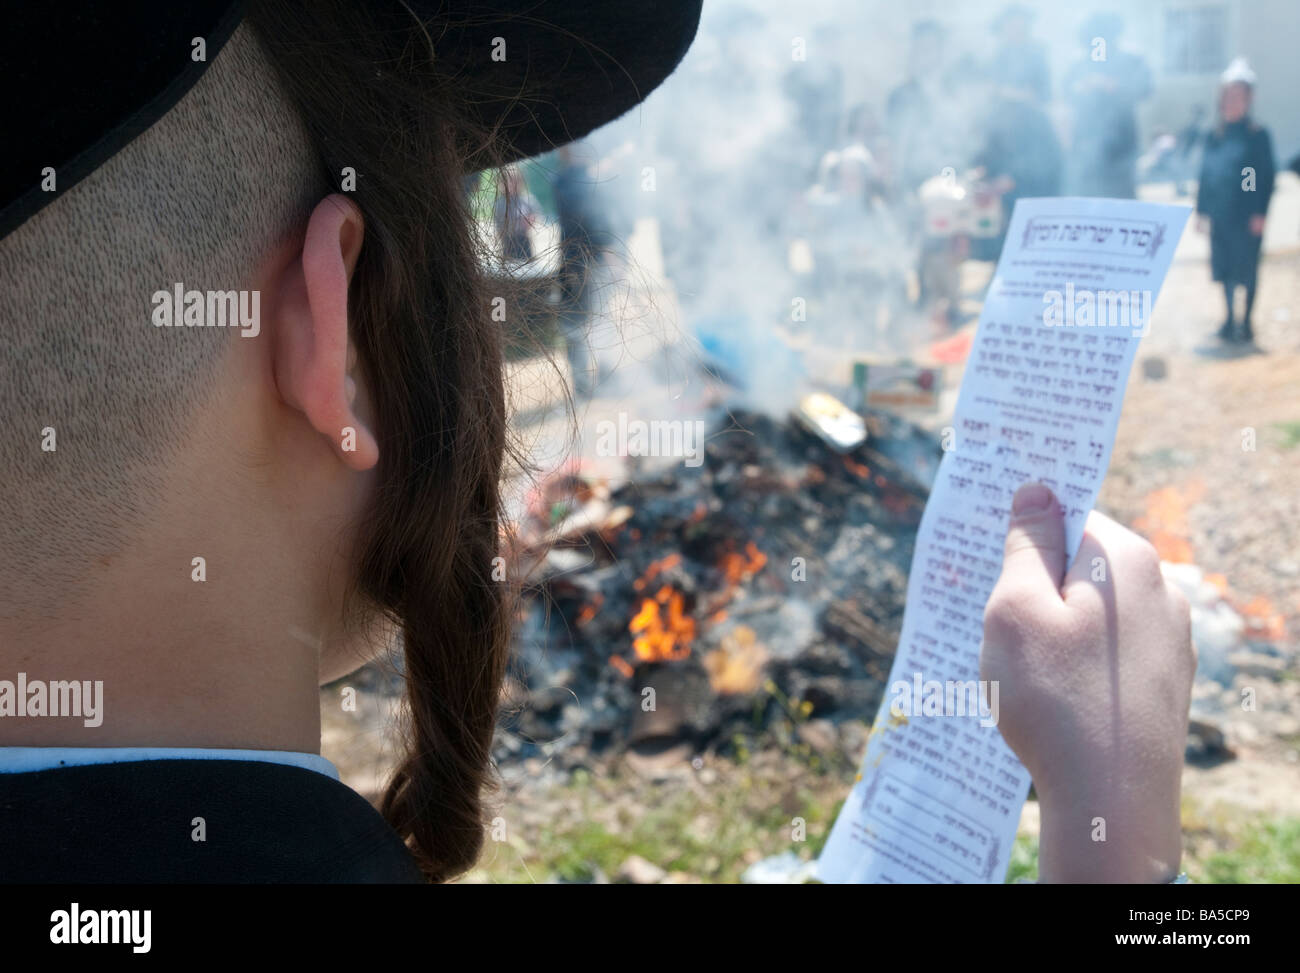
(1, 0, 245, 240)
(424, 0, 703, 169)
(0, 0, 701, 238)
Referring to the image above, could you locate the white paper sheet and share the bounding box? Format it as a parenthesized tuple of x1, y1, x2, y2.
(817, 197, 1191, 884)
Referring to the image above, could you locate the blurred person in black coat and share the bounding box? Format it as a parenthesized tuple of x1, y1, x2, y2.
(550, 144, 612, 397)
(988, 3, 1050, 106)
(887, 20, 962, 196)
(1196, 59, 1275, 344)
(1063, 13, 1152, 200)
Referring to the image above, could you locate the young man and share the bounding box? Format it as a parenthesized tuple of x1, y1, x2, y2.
(0, 1, 1193, 883)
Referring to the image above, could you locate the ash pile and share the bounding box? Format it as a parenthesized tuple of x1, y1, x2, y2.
(499, 406, 942, 768)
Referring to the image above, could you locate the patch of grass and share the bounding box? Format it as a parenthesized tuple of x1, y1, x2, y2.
(807, 797, 845, 860)
(1193, 817, 1300, 884)
(1006, 832, 1039, 883)
(466, 757, 844, 883)
(466, 758, 1300, 884)
(1132, 447, 1197, 469)
(1273, 421, 1300, 449)
(1010, 803, 1300, 884)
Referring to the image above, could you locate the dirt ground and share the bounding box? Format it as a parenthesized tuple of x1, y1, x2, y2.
(1105, 251, 1300, 643)
(1100, 244, 1300, 820)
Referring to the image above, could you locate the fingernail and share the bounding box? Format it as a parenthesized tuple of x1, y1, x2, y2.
(1012, 483, 1053, 516)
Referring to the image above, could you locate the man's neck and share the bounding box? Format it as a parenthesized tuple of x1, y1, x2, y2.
(0, 490, 325, 753)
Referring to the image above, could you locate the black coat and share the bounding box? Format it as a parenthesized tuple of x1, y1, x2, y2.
(1063, 51, 1152, 198)
(0, 760, 425, 882)
(1197, 119, 1275, 284)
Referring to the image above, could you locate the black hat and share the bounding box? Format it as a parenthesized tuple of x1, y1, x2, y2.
(0, 0, 702, 240)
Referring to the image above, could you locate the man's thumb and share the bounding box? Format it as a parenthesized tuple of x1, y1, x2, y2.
(1000, 483, 1068, 596)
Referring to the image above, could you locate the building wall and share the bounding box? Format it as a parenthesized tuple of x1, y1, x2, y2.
(1232, 0, 1300, 164)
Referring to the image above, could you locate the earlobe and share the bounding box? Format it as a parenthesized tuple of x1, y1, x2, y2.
(273, 194, 378, 471)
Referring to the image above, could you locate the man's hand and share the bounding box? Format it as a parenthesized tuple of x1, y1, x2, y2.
(1249, 214, 1266, 236)
(981, 483, 1195, 882)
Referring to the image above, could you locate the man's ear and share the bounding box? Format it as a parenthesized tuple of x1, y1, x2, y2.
(272, 193, 378, 471)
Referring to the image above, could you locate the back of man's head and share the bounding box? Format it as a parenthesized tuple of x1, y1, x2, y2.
(1, 0, 516, 885)
(0, 24, 324, 612)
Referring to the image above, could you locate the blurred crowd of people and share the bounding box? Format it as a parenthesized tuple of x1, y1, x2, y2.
(478, 2, 1290, 386)
(467, 146, 620, 396)
(785, 5, 1282, 346)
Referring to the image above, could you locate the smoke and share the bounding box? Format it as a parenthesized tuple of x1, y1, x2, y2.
(571, 1, 1169, 417)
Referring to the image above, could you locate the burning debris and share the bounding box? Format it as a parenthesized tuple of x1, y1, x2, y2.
(498, 406, 942, 765)
(1134, 480, 1206, 565)
(793, 392, 867, 452)
(629, 586, 696, 663)
(1133, 479, 1289, 650)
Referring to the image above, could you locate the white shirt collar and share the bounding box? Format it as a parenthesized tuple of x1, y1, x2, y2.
(0, 746, 340, 780)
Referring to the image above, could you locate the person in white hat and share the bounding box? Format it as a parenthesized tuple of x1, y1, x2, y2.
(1196, 58, 1276, 344)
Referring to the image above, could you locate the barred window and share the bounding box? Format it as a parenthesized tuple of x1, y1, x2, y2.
(1164, 5, 1229, 75)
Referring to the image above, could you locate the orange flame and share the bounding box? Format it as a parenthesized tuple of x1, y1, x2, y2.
(720, 541, 767, 586)
(1133, 482, 1204, 564)
(612, 542, 768, 672)
(628, 586, 696, 662)
(1238, 595, 1287, 643)
(633, 553, 682, 592)
(576, 592, 604, 627)
(703, 625, 768, 695)
(842, 456, 870, 479)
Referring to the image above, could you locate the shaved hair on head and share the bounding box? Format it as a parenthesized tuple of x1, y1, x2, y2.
(0, 24, 327, 615)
